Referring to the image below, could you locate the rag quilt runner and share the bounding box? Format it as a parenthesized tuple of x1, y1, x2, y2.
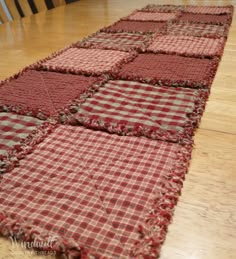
(0, 3, 234, 259)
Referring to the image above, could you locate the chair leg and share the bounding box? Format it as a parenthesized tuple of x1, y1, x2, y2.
(33, 0, 47, 12)
(52, 0, 65, 7)
(0, 2, 10, 23)
(5, 0, 21, 20)
(17, 0, 33, 17)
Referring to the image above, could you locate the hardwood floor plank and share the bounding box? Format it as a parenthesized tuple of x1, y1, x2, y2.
(161, 129, 236, 259)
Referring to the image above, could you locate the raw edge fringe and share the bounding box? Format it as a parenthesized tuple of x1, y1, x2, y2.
(0, 43, 78, 120)
(110, 56, 219, 89)
(130, 141, 193, 258)
(182, 5, 234, 16)
(0, 212, 115, 258)
(140, 4, 234, 16)
(139, 4, 185, 13)
(120, 10, 182, 23)
(0, 75, 108, 122)
(0, 3, 233, 259)
(33, 48, 138, 78)
(173, 13, 233, 26)
(182, 89, 209, 137)
(0, 121, 57, 174)
(145, 36, 227, 59)
(73, 31, 153, 53)
(0, 103, 51, 121)
(100, 19, 167, 35)
(0, 44, 76, 87)
(58, 75, 110, 124)
(167, 21, 230, 39)
(74, 85, 209, 144)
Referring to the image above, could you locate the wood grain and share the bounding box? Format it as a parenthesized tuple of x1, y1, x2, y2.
(0, 1, 235, 258)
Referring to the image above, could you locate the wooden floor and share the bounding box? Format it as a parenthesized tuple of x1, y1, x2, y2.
(0, 0, 235, 258)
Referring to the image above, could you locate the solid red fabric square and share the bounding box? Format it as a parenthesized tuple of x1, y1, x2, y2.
(102, 20, 166, 34)
(178, 13, 231, 25)
(0, 70, 103, 119)
(113, 53, 218, 88)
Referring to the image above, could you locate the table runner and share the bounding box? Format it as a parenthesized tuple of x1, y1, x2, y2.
(0, 4, 234, 258)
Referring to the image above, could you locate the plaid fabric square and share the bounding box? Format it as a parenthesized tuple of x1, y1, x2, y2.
(184, 6, 233, 15)
(167, 23, 229, 38)
(113, 53, 218, 88)
(102, 20, 167, 34)
(34, 48, 134, 76)
(147, 35, 225, 58)
(74, 80, 208, 142)
(0, 112, 55, 174)
(77, 32, 151, 52)
(0, 70, 103, 120)
(178, 13, 231, 25)
(0, 112, 43, 157)
(0, 126, 191, 258)
(125, 11, 178, 22)
(141, 4, 185, 12)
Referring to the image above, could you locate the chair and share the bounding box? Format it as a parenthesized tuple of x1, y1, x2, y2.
(17, 0, 33, 17)
(4, 0, 47, 20)
(4, 0, 21, 20)
(34, 0, 47, 13)
(0, 1, 10, 22)
(0, 0, 66, 24)
(52, 0, 65, 7)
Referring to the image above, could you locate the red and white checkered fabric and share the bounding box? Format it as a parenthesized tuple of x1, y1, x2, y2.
(74, 80, 206, 142)
(0, 70, 103, 119)
(147, 35, 225, 57)
(184, 6, 233, 15)
(0, 112, 43, 163)
(167, 22, 229, 38)
(178, 13, 230, 25)
(113, 53, 218, 88)
(102, 20, 167, 34)
(77, 32, 151, 52)
(0, 126, 190, 258)
(141, 4, 185, 12)
(125, 11, 178, 22)
(35, 48, 133, 76)
(0, 112, 43, 158)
